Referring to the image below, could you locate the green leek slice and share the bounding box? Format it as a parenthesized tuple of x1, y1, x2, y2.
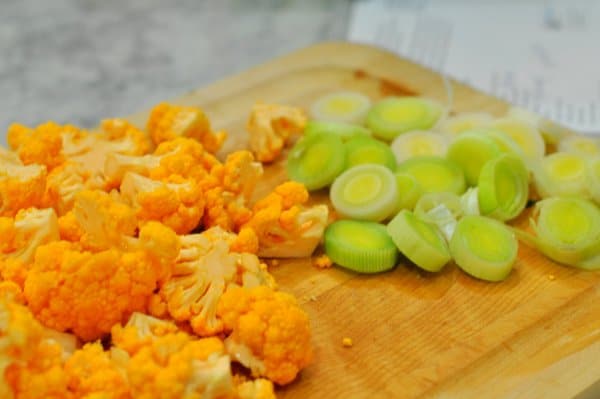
(414, 192, 463, 241)
(558, 135, 600, 158)
(395, 172, 422, 211)
(587, 157, 600, 205)
(330, 164, 399, 222)
(478, 154, 529, 221)
(532, 152, 587, 198)
(507, 106, 568, 146)
(344, 136, 397, 171)
(304, 120, 371, 141)
(324, 220, 398, 273)
(450, 215, 518, 281)
(366, 97, 444, 141)
(310, 91, 372, 124)
(438, 112, 493, 136)
(481, 128, 525, 157)
(488, 117, 545, 168)
(396, 156, 466, 195)
(286, 132, 346, 191)
(387, 209, 451, 272)
(390, 130, 449, 163)
(446, 131, 502, 186)
(514, 197, 600, 270)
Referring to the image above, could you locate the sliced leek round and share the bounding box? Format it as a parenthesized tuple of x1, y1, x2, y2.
(304, 120, 371, 141)
(396, 156, 466, 195)
(587, 157, 600, 205)
(438, 112, 493, 136)
(390, 130, 449, 163)
(324, 220, 398, 273)
(395, 172, 422, 211)
(558, 135, 600, 158)
(478, 154, 529, 221)
(515, 197, 600, 270)
(330, 164, 399, 222)
(446, 131, 502, 186)
(366, 97, 444, 141)
(481, 128, 525, 157)
(310, 91, 372, 124)
(344, 136, 397, 171)
(488, 117, 545, 168)
(286, 132, 346, 191)
(507, 106, 568, 146)
(414, 192, 463, 241)
(532, 152, 587, 198)
(387, 209, 451, 272)
(450, 215, 518, 281)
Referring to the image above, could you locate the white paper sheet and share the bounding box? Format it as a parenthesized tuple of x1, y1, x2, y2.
(348, 0, 600, 134)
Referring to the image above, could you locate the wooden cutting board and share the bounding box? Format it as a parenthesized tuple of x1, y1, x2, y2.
(128, 42, 600, 399)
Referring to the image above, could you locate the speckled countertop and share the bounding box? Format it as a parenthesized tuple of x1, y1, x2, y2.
(0, 0, 350, 132)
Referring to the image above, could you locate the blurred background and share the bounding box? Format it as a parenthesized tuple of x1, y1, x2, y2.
(1, 0, 598, 133)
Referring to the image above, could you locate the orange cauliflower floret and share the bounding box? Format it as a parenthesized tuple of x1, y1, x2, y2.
(120, 172, 204, 234)
(121, 332, 235, 399)
(64, 342, 130, 398)
(155, 227, 275, 336)
(147, 102, 226, 153)
(243, 181, 328, 258)
(0, 163, 47, 217)
(235, 378, 276, 399)
(111, 312, 180, 355)
(7, 121, 65, 170)
(217, 286, 312, 385)
(0, 295, 74, 399)
(246, 103, 307, 163)
(45, 161, 107, 216)
(202, 151, 263, 231)
(104, 137, 219, 188)
(0, 208, 59, 287)
(57, 211, 84, 242)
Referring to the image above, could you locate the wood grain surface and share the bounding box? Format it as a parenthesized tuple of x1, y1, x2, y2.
(127, 42, 600, 399)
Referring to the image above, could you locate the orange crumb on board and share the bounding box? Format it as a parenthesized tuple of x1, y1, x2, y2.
(313, 254, 333, 269)
(547, 274, 556, 281)
(342, 337, 353, 347)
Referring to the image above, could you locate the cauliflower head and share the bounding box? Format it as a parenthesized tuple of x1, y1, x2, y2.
(120, 172, 204, 234)
(0, 162, 47, 217)
(147, 102, 226, 154)
(156, 227, 275, 336)
(217, 286, 312, 385)
(243, 181, 328, 258)
(246, 103, 307, 163)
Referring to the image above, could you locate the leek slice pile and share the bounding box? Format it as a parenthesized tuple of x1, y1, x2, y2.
(450, 215, 518, 281)
(515, 197, 600, 270)
(446, 131, 502, 186)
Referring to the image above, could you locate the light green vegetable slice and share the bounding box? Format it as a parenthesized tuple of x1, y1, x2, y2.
(344, 136, 397, 171)
(532, 152, 587, 198)
(414, 192, 463, 241)
(395, 172, 422, 211)
(488, 117, 546, 168)
(438, 112, 493, 136)
(587, 157, 600, 205)
(310, 91, 372, 124)
(304, 120, 371, 141)
(387, 209, 451, 272)
(478, 154, 529, 221)
(390, 130, 449, 163)
(286, 132, 346, 191)
(450, 215, 518, 282)
(514, 197, 600, 270)
(507, 106, 568, 146)
(396, 156, 466, 195)
(558, 135, 600, 158)
(481, 128, 525, 157)
(330, 164, 399, 222)
(366, 97, 444, 141)
(446, 131, 502, 186)
(324, 220, 398, 273)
